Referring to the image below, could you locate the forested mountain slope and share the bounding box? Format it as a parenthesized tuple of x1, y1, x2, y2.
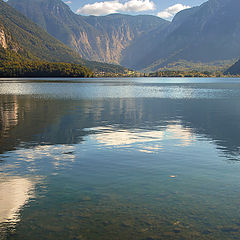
(0, 0, 126, 74)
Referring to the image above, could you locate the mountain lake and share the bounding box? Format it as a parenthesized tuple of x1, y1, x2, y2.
(0, 77, 240, 240)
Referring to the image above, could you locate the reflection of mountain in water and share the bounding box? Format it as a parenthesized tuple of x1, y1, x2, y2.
(0, 95, 239, 160)
(0, 96, 82, 154)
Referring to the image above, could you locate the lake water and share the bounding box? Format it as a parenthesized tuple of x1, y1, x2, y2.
(0, 77, 240, 240)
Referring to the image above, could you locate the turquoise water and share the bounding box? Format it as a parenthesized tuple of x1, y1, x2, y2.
(0, 78, 240, 240)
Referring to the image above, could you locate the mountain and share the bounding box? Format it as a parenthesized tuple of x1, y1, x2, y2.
(122, 0, 240, 71)
(0, 0, 126, 74)
(8, 0, 169, 65)
(7, 0, 240, 72)
(225, 59, 240, 75)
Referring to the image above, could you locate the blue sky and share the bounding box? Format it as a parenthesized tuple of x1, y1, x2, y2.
(65, 0, 207, 19)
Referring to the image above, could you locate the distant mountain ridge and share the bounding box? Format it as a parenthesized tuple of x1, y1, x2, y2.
(122, 0, 240, 71)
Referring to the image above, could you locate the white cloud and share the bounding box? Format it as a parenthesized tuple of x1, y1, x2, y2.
(77, 0, 155, 16)
(64, 1, 72, 4)
(157, 4, 190, 20)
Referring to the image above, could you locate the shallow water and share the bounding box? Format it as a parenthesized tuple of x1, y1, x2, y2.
(0, 77, 240, 240)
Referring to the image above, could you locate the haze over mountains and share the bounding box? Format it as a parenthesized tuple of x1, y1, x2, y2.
(127, 0, 240, 72)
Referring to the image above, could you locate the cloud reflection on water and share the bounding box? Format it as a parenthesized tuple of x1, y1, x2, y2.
(88, 123, 195, 153)
(0, 177, 35, 226)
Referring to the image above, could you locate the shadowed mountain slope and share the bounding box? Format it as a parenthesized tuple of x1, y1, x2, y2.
(225, 59, 240, 75)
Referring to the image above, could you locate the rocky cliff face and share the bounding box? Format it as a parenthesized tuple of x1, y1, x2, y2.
(0, 28, 7, 49)
(76, 15, 167, 64)
(75, 20, 134, 63)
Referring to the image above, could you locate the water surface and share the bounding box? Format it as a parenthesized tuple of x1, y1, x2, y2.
(0, 78, 240, 240)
